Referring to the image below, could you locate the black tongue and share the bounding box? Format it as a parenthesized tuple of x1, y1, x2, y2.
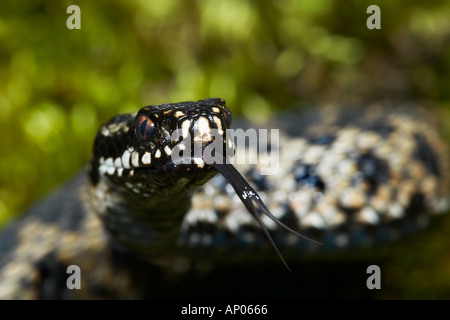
(205, 155, 321, 271)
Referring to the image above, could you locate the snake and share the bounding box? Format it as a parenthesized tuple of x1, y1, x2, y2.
(0, 98, 448, 299)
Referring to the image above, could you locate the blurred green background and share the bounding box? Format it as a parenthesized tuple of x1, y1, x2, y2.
(0, 0, 449, 298)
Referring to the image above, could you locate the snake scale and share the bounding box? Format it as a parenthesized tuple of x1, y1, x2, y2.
(0, 98, 448, 299)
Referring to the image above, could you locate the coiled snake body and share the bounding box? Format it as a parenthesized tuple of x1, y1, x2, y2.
(0, 99, 448, 299)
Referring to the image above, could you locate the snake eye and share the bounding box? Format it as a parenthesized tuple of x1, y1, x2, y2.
(223, 106, 232, 128)
(136, 114, 155, 140)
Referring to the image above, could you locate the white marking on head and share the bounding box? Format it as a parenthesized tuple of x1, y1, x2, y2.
(105, 157, 113, 167)
(142, 151, 151, 165)
(131, 151, 140, 167)
(114, 157, 122, 168)
(181, 119, 191, 138)
(174, 111, 185, 118)
(107, 122, 130, 135)
(107, 166, 115, 175)
(121, 150, 131, 169)
(213, 116, 224, 135)
(211, 107, 220, 113)
(194, 117, 211, 142)
(101, 128, 110, 136)
(99, 165, 107, 175)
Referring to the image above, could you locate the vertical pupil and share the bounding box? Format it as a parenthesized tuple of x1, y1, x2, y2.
(140, 119, 148, 137)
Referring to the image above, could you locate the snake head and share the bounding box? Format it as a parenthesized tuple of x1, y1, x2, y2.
(89, 98, 232, 198)
(89, 98, 318, 270)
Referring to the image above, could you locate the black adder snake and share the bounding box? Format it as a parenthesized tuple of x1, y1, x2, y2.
(0, 98, 448, 299)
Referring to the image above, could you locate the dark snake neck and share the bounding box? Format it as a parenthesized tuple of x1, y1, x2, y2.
(86, 177, 194, 260)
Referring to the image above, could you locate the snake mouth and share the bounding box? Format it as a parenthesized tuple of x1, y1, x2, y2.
(135, 158, 215, 180)
(96, 139, 221, 195)
(110, 154, 217, 195)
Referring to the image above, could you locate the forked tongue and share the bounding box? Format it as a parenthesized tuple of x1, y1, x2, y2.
(203, 153, 321, 272)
